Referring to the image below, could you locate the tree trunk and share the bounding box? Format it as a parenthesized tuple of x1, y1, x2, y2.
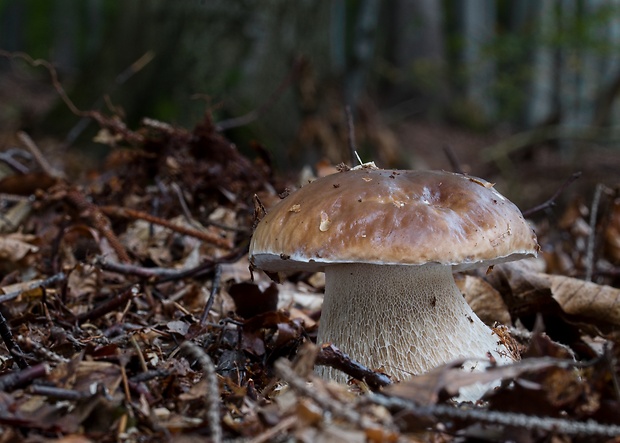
(459, 0, 497, 121)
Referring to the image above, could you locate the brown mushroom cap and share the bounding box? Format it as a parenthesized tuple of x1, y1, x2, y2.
(250, 168, 539, 272)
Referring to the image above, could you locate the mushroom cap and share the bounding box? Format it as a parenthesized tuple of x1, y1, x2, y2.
(250, 168, 539, 272)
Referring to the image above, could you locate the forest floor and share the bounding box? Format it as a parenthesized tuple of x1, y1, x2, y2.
(1, 76, 620, 442)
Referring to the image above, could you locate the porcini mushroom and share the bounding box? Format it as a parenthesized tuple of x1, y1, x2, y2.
(249, 165, 538, 398)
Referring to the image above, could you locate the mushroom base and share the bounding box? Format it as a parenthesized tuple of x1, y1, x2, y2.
(316, 263, 514, 396)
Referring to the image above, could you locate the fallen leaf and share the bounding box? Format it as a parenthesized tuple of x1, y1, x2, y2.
(0, 233, 39, 261)
(455, 274, 511, 325)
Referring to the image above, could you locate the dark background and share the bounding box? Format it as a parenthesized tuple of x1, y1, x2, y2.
(1, 0, 620, 207)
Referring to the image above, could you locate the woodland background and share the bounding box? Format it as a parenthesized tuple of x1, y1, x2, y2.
(2, 0, 620, 204)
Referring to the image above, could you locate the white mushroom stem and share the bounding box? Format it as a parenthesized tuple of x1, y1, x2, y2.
(316, 263, 514, 396)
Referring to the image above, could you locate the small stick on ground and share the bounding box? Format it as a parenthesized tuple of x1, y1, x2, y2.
(180, 342, 222, 443)
(96, 256, 185, 280)
(17, 132, 65, 179)
(96, 246, 246, 284)
(585, 183, 610, 281)
(0, 310, 29, 369)
(0, 272, 67, 304)
(522, 171, 582, 217)
(0, 148, 32, 174)
(0, 363, 49, 391)
(64, 188, 131, 262)
(315, 343, 392, 391)
(215, 58, 302, 132)
(275, 358, 379, 431)
(200, 264, 222, 326)
(29, 385, 86, 401)
(77, 285, 140, 323)
(100, 205, 233, 249)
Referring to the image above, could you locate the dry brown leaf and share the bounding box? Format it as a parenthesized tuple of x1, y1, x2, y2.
(455, 274, 511, 325)
(0, 233, 38, 261)
(487, 260, 620, 331)
(542, 273, 620, 329)
(384, 357, 578, 405)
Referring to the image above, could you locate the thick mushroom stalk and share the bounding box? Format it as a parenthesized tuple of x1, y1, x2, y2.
(317, 263, 513, 385)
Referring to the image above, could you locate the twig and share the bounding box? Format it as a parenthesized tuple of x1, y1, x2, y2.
(16, 335, 69, 364)
(170, 182, 202, 230)
(77, 285, 140, 323)
(248, 415, 297, 443)
(0, 148, 31, 174)
(130, 335, 149, 373)
(96, 246, 246, 284)
(0, 363, 48, 391)
(215, 58, 302, 132)
(274, 358, 378, 431)
(65, 51, 155, 146)
(315, 343, 392, 391)
(64, 188, 131, 262)
(199, 264, 222, 326)
(0, 310, 29, 369)
(0, 193, 32, 203)
(442, 144, 464, 174)
(99, 205, 233, 249)
(0, 272, 66, 304)
(522, 171, 582, 217)
(0, 50, 81, 115)
(180, 342, 222, 443)
(345, 106, 357, 167)
(29, 385, 87, 401)
(129, 369, 170, 384)
(16, 132, 65, 179)
(367, 392, 620, 437)
(0, 50, 144, 146)
(585, 183, 607, 281)
(96, 256, 189, 280)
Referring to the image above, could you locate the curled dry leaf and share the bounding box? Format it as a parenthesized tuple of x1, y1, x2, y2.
(384, 357, 581, 406)
(486, 260, 620, 332)
(455, 274, 511, 326)
(542, 274, 620, 329)
(0, 233, 39, 262)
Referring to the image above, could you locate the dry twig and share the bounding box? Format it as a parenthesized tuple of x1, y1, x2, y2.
(99, 205, 233, 249)
(180, 342, 222, 443)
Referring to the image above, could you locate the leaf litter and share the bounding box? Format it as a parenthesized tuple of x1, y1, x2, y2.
(0, 112, 619, 442)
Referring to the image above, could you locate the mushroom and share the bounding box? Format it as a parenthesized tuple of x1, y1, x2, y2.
(249, 165, 539, 398)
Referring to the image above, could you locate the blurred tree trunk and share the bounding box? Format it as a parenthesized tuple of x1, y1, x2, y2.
(521, 0, 555, 127)
(458, 0, 496, 121)
(345, 0, 381, 107)
(594, 0, 620, 126)
(0, 2, 24, 54)
(52, 0, 78, 73)
(558, 0, 579, 157)
(390, 0, 445, 112)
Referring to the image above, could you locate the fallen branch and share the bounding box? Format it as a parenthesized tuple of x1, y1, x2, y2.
(0, 363, 49, 391)
(368, 392, 620, 437)
(77, 284, 140, 323)
(0, 272, 67, 304)
(63, 187, 131, 262)
(99, 205, 233, 249)
(315, 343, 392, 390)
(96, 246, 246, 283)
(522, 171, 582, 217)
(180, 342, 222, 443)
